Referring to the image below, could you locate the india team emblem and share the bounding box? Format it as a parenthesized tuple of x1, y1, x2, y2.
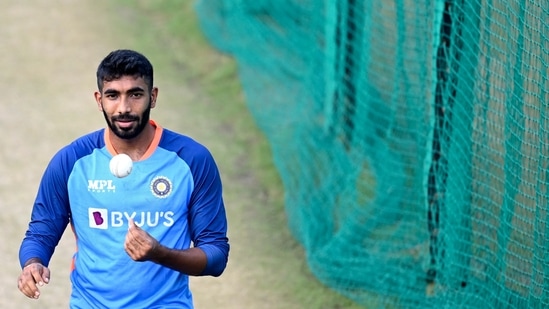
(150, 176, 172, 198)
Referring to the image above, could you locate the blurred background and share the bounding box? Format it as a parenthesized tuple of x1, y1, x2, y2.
(0, 1, 360, 308)
(3, 1, 549, 309)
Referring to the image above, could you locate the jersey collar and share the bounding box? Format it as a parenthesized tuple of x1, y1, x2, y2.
(104, 119, 163, 161)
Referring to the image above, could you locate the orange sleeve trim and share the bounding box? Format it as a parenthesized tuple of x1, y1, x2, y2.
(104, 120, 163, 161)
(70, 223, 77, 272)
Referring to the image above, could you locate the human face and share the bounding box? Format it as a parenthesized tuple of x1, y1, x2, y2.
(95, 75, 157, 140)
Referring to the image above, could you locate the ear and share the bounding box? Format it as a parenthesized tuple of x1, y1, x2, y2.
(94, 91, 103, 111)
(150, 87, 159, 109)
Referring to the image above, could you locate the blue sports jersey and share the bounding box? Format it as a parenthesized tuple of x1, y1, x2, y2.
(19, 121, 229, 309)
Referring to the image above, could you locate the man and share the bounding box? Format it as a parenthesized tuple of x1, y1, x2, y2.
(17, 49, 230, 308)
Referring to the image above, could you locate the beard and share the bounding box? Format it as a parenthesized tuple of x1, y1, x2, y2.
(103, 99, 151, 140)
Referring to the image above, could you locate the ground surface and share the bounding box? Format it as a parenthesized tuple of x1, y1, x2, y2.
(0, 1, 361, 308)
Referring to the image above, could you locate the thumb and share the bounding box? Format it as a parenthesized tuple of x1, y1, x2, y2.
(42, 267, 50, 284)
(128, 218, 139, 230)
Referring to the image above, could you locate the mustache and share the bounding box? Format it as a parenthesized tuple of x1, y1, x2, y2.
(112, 114, 139, 121)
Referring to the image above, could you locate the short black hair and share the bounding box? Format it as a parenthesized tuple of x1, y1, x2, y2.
(96, 49, 154, 92)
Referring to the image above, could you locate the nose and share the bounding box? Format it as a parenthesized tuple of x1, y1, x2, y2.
(117, 95, 132, 114)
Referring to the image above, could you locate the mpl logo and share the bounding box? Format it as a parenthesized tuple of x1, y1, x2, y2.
(88, 180, 116, 192)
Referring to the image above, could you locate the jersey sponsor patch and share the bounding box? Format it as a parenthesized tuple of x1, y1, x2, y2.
(88, 208, 175, 229)
(89, 208, 108, 229)
(87, 179, 116, 192)
(150, 176, 172, 198)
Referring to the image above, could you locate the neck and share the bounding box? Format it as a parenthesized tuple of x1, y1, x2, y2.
(109, 122, 156, 161)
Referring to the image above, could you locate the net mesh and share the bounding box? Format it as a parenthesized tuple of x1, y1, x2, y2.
(195, 1, 549, 308)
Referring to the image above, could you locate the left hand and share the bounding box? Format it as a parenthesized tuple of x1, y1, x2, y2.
(124, 218, 160, 261)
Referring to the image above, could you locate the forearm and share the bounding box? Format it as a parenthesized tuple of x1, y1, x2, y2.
(151, 246, 207, 276)
(19, 237, 56, 268)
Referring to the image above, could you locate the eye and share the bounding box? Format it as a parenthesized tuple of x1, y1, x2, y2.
(105, 93, 118, 100)
(131, 93, 144, 98)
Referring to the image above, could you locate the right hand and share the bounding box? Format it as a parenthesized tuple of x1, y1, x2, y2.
(17, 262, 50, 299)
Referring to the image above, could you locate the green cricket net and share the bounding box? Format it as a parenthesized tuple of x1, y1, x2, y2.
(195, 1, 548, 308)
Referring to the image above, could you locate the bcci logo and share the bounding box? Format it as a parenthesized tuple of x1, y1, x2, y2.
(150, 176, 172, 198)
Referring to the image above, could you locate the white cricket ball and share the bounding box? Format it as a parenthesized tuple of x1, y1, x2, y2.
(109, 153, 133, 178)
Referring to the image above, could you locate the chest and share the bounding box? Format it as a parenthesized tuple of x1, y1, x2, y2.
(67, 149, 194, 230)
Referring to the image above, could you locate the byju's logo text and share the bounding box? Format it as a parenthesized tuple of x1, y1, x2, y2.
(88, 208, 175, 229)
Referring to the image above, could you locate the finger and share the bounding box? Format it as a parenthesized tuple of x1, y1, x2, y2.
(124, 229, 134, 248)
(22, 263, 45, 287)
(128, 224, 148, 243)
(28, 266, 46, 286)
(124, 238, 138, 260)
(124, 234, 133, 252)
(41, 267, 51, 284)
(124, 227, 138, 256)
(126, 223, 140, 243)
(18, 274, 40, 299)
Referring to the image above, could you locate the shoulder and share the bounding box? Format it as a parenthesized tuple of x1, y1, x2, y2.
(159, 128, 214, 161)
(50, 129, 106, 166)
(158, 128, 221, 182)
(39, 129, 105, 183)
